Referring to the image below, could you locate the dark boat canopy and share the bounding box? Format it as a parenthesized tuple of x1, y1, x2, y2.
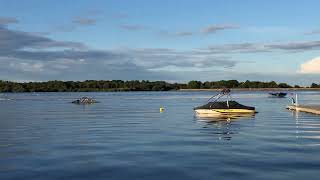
(194, 101, 255, 110)
(269, 92, 287, 98)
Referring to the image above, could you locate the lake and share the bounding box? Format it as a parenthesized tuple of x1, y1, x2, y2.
(0, 91, 320, 180)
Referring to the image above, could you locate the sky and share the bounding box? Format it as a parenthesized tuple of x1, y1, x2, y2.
(1, 0, 320, 85)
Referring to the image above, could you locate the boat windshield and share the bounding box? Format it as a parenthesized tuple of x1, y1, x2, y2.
(207, 88, 232, 103)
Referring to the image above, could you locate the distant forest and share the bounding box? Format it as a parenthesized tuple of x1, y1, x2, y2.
(0, 80, 319, 92)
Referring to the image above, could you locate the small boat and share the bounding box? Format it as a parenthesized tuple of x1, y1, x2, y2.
(194, 89, 256, 117)
(72, 97, 98, 104)
(269, 92, 287, 98)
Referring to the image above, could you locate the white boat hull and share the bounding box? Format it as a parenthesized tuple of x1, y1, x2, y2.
(194, 109, 256, 118)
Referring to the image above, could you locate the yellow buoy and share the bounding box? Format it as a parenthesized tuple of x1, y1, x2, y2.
(160, 106, 165, 112)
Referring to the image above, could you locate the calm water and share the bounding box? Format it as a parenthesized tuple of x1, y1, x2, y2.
(0, 91, 320, 180)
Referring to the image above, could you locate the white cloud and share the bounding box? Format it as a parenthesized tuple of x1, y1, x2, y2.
(300, 57, 320, 74)
(201, 24, 238, 34)
(9, 62, 44, 72)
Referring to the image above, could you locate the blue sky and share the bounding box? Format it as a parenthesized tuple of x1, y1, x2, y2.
(1, 0, 320, 85)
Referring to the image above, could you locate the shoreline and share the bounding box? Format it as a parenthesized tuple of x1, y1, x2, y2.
(1, 88, 320, 93)
(179, 88, 320, 92)
(2, 80, 320, 92)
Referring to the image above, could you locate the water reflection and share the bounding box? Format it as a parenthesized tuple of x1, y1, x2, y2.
(291, 110, 320, 146)
(196, 114, 255, 140)
(291, 111, 301, 140)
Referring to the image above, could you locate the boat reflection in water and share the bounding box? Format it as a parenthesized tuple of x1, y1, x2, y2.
(195, 113, 255, 140)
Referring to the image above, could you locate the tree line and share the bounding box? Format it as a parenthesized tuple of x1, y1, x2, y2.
(0, 80, 184, 92)
(0, 80, 317, 92)
(311, 83, 320, 88)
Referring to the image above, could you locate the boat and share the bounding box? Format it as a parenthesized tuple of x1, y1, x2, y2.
(72, 97, 98, 104)
(194, 89, 256, 117)
(269, 92, 287, 98)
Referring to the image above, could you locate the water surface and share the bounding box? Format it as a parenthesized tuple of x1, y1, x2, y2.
(0, 91, 320, 180)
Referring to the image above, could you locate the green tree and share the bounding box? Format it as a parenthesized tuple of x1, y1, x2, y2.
(278, 83, 292, 88)
(187, 81, 202, 89)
